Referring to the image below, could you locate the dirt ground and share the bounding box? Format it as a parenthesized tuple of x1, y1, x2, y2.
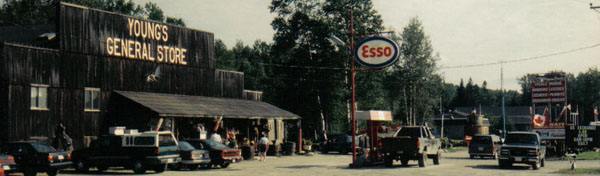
(9, 150, 600, 176)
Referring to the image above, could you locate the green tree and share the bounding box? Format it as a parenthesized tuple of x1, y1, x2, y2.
(269, 0, 384, 136)
(387, 17, 441, 125)
(0, 0, 184, 26)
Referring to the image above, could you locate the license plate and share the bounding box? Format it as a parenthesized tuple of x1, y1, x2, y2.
(167, 158, 173, 163)
(2, 165, 10, 170)
(514, 157, 521, 162)
(232, 159, 236, 163)
(478, 147, 484, 151)
(58, 155, 64, 160)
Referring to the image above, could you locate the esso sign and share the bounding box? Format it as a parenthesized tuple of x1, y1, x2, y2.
(354, 37, 399, 68)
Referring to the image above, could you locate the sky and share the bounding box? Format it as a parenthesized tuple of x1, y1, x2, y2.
(133, 0, 600, 91)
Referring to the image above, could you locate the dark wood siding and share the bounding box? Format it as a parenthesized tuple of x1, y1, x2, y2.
(58, 3, 214, 70)
(216, 70, 244, 98)
(0, 3, 248, 148)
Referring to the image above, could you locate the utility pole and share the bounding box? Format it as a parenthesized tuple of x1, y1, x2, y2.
(440, 97, 444, 139)
(501, 62, 506, 138)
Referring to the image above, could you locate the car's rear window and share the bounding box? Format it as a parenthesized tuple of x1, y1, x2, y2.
(178, 141, 195, 150)
(397, 128, 421, 138)
(159, 134, 177, 146)
(203, 140, 228, 149)
(472, 136, 492, 144)
(31, 143, 57, 153)
(134, 137, 155, 145)
(505, 134, 538, 145)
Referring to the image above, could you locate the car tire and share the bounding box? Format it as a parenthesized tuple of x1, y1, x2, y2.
(322, 149, 328, 154)
(97, 165, 108, 171)
(74, 160, 90, 172)
(470, 155, 474, 159)
(418, 154, 426, 167)
(433, 152, 441, 165)
(188, 164, 199, 170)
(384, 156, 394, 167)
(532, 160, 541, 170)
(153, 164, 167, 173)
(46, 169, 58, 176)
(132, 160, 146, 174)
(219, 162, 230, 168)
(169, 163, 182, 170)
(401, 157, 409, 166)
(200, 164, 210, 169)
(340, 148, 348, 155)
(23, 167, 36, 176)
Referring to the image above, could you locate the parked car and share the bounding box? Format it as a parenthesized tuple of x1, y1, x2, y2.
(169, 140, 211, 170)
(321, 134, 360, 154)
(0, 154, 16, 174)
(469, 134, 502, 159)
(498, 132, 546, 170)
(185, 139, 242, 168)
(381, 126, 442, 167)
(71, 131, 180, 174)
(0, 141, 72, 176)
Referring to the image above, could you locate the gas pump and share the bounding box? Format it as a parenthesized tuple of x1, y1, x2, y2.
(356, 110, 392, 165)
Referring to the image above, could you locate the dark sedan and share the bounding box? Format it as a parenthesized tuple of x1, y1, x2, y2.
(169, 141, 211, 170)
(0, 154, 16, 174)
(185, 140, 242, 168)
(1, 141, 72, 176)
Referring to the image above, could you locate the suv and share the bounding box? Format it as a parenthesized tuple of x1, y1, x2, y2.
(1, 141, 72, 176)
(381, 126, 442, 167)
(321, 134, 359, 154)
(498, 132, 546, 170)
(469, 134, 502, 159)
(72, 131, 181, 174)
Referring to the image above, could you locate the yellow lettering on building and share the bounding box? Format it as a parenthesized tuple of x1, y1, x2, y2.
(121, 39, 128, 58)
(135, 41, 141, 59)
(114, 38, 121, 56)
(162, 25, 168, 42)
(180, 49, 187, 65)
(128, 40, 135, 59)
(134, 20, 141, 37)
(157, 45, 164, 62)
(128, 18, 135, 36)
(106, 37, 114, 55)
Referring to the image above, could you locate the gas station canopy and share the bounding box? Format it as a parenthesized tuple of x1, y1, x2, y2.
(356, 110, 392, 121)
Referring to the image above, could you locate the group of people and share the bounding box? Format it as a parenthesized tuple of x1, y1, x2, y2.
(209, 130, 271, 162)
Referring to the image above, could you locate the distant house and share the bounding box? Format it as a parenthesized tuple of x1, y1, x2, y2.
(433, 106, 532, 139)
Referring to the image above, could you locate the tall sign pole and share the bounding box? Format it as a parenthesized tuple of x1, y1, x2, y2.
(348, 10, 399, 167)
(501, 62, 506, 138)
(350, 10, 357, 166)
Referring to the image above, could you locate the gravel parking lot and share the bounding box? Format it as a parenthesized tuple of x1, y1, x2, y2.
(7, 150, 600, 176)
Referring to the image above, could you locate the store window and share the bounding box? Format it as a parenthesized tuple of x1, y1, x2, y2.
(84, 87, 100, 112)
(30, 84, 48, 110)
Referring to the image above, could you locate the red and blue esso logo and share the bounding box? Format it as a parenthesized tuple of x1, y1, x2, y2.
(354, 37, 399, 68)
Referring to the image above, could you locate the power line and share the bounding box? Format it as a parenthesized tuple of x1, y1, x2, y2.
(439, 41, 600, 69)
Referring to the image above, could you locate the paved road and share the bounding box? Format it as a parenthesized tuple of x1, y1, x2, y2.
(8, 150, 600, 176)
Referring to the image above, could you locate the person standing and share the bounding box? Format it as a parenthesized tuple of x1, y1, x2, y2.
(258, 132, 270, 161)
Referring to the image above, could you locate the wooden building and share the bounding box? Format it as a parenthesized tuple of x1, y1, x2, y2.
(0, 3, 299, 149)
